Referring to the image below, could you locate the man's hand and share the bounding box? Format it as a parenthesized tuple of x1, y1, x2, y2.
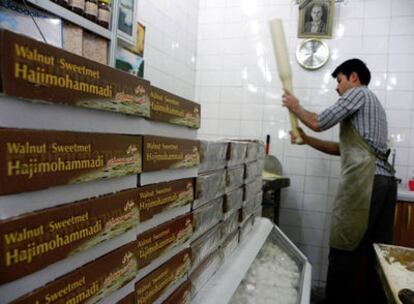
(290, 127, 307, 145)
(282, 89, 300, 113)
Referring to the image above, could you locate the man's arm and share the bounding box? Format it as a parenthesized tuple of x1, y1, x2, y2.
(282, 89, 321, 131)
(291, 128, 340, 155)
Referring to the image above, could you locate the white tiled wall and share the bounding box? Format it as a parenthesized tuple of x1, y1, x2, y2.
(195, 0, 414, 287)
(137, 0, 199, 100)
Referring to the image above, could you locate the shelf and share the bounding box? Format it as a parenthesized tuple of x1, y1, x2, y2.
(192, 217, 311, 304)
(26, 0, 112, 40)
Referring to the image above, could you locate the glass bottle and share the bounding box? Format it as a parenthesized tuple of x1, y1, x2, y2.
(68, 0, 85, 15)
(53, 0, 69, 7)
(84, 0, 98, 21)
(97, 0, 111, 29)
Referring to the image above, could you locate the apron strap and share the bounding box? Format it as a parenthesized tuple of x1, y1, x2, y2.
(374, 149, 396, 175)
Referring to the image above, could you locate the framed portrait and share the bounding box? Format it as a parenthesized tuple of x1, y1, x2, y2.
(117, 0, 138, 45)
(298, 0, 335, 39)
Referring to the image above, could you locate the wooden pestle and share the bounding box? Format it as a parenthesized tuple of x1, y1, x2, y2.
(269, 18, 303, 144)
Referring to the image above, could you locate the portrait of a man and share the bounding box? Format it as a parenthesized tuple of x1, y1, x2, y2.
(298, 0, 334, 39)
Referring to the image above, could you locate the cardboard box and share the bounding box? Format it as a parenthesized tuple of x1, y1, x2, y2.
(193, 169, 226, 210)
(244, 178, 263, 202)
(135, 248, 191, 304)
(189, 249, 223, 296)
(142, 136, 200, 172)
(192, 197, 223, 240)
(137, 213, 193, 269)
(223, 187, 243, 218)
(198, 140, 228, 174)
(0, 128, 142, 195)
(116, 292, 135, 304)
(221, 210, 239, 240)
(0, 29, 150, 117)
(221, 230, 239, 259)
(149, 86, 200, 129)
(161, 280, 191, 304)
(136, 179, 194, 222)
(0, 191, 139, 284)
(226, 141, 247, 167)
(244, 161, 261, 183)
(11, 241, 138, 304)
(190, 224, 222, 272)
(225, 165, 244, 193)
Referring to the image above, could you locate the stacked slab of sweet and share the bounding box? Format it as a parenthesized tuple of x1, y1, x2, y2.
(0, 29, 204, 304)
(188, 139, 265, 298)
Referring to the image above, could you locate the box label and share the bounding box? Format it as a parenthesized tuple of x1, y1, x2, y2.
(0, 190, 139, 284)
(143, 136, 200, 172)
(0, 128, 142, 195)
(0, 29, 150, 117)
(12, 242, 138, 304)
(136, 179, 193, 221)
(149, 86, 200, 129)
(137, 213, 193, 268)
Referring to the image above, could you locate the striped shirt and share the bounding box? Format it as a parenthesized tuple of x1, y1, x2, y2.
(317, 86, 392, 176)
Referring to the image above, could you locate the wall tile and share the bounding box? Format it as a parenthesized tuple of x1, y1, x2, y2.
(364, 0, 392, 18)
(219, 103, 241, 119)
(390, 16, 414, 35)
(363, 18, 391, 36)
(387, 110, 412, 128)
(239, 120, 262, 138)
(303, 193, 328, 212)
(281, 190, 304, 210)
(392, 0, 414, 17)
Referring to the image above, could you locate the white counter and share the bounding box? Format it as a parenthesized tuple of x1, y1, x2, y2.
(397, 185, 414, 202)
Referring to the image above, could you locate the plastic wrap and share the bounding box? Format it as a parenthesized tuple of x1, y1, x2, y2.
(254, 205, 263, 218)
(221, 210, 239, 240)
(239, 215, 255, 243)
(221, 230, 239, 259)
(254, 191, 263, 209)
(190, 224, 222, 272)
(244, 178, 263, 202)
(240, 197, 257, 222)
(257, 141, 265, 160)
(244, 161, 261, 183)
(227, 141, 247, 167)
(192, 197, 224, 240)
(190, 249, 224, 297)
(193, 170, 226, 210)
(199, 140, 228, 173)
(226, 165, 245, 193)
(223, 187, 243, 219)
(245, 142, 258, 162)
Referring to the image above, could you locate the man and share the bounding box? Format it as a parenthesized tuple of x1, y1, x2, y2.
(282, 59, 396, 303)
(304, 4, 327, 34)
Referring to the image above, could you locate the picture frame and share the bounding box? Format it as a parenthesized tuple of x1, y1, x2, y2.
(298, 0, 334, 39)
(115, 46, 144, 78)
(117, 0, 138, 45)
(127, 22, 146, 57)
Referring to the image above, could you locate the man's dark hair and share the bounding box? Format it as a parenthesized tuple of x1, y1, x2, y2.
(331, 58, 371, 85)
